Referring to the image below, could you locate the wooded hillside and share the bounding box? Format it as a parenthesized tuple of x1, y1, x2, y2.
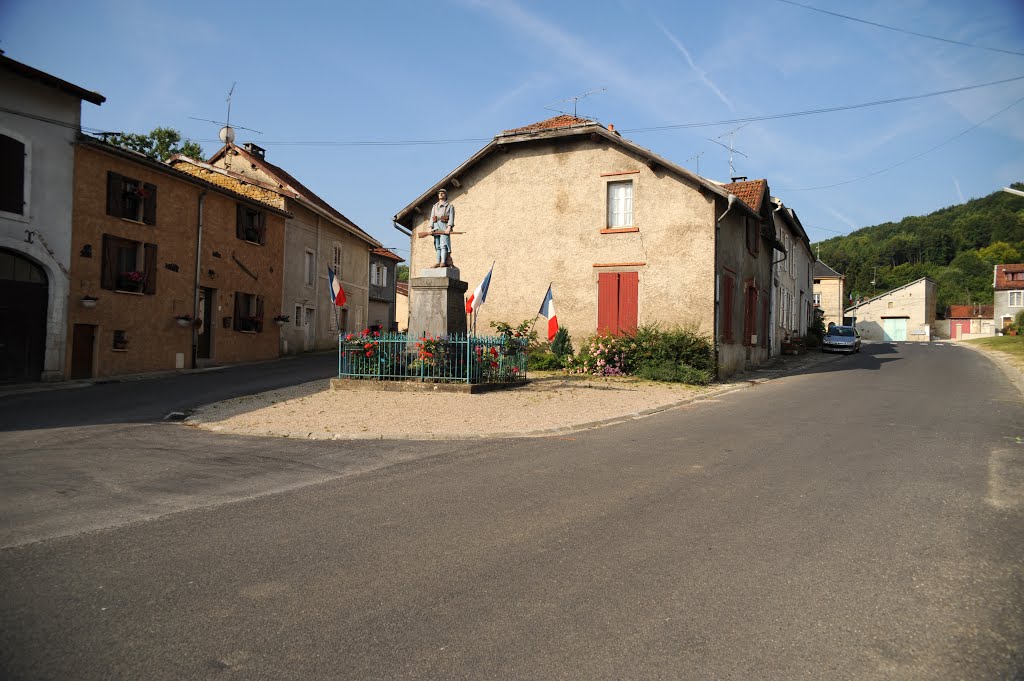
(814, 184, 1024, 312)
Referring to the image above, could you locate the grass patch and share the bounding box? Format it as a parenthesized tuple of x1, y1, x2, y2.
(965, 336, 1024, 367)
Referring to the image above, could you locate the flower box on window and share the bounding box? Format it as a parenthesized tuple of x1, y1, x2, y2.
(116, 270, 145, 292)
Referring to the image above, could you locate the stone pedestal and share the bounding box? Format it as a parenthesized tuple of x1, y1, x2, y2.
(409, 267, 468, 338)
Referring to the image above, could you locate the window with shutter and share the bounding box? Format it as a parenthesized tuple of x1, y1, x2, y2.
(0, 134, 26, 215)
(101, 233, 155, 293)
(105, 171, 157, 224)
(721, 273, 735, 343)
(596, 271, 639, 336)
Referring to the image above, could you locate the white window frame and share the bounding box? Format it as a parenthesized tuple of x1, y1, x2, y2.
(606, 180, 634, 228)
(1009, 290, 1023, 307)
(812, 292, 821, 306)
(304, 248, 315, 287)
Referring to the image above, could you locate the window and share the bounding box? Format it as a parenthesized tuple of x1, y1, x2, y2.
(1010, 291, 1024, 307)
(607, 181, 633, 228)
(294, 304, 302, 327)
(0, 133, 26, 215)
(100, 234, 157, 293)
(236, 205, 267, 245)
(371, 263, 388, 287)
(332, 243, 342, 271)
(597, 271, 639, 335)
(745, 218, 760, 256)
(304, 249, 315, 286)
(106, 172, 157, 224)
(233, 292, 264, 332)
(812, 292, 821, 306)
(743, 284, 758, 346)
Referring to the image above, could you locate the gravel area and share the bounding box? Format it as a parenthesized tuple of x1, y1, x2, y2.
(186, 375, 721, 440)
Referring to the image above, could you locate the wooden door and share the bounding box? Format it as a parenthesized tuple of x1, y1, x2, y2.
(597, 272, 638, 336)
(70, 324, 95, 380)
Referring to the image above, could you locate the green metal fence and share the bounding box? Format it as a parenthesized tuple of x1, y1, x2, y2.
(338, 332, 527, 384)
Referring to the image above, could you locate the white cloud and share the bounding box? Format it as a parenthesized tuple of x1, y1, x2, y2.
(652, 20, 734, 111)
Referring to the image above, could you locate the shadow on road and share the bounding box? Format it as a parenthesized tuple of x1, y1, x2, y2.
(782, 343, 903, 378)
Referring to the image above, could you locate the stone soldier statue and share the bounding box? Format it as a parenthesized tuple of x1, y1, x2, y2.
(429, 188, 455, 268)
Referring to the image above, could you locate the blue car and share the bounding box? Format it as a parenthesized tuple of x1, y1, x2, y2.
(822, 325, 861, 353)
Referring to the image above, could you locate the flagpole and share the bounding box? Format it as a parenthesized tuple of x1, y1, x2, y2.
(528, 281, 552, 340)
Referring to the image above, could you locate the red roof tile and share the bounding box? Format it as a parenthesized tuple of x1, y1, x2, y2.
(372, 247, 404, 262)
(396, 281, 409, 296)
(503, 115, 595, 135)
(995, 263, 1024, 290)
(723, 179, 768, 213)
(947, 305, 993, 319)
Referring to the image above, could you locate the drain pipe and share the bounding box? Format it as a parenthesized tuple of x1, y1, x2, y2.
(191, 190, 206, 369)
(770, 202, 787, 354)
(714, 194, 737, 375)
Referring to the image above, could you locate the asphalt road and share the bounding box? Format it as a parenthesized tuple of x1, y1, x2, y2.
(1, 342, 1022, 680)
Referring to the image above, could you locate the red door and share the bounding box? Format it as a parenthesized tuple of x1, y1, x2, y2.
(597, 272, 638, 335)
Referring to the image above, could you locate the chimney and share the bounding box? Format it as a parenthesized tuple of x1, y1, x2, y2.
(608, 123, 615, 132)
(243, 142, 266, 160)
(731, 176, 748, 182)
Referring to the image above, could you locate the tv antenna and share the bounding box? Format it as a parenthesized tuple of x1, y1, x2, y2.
(706, 123, 749, 177)
(684, 151, 705, 175)
(189, 82, 263, 147)
(543, 87, 606, 119)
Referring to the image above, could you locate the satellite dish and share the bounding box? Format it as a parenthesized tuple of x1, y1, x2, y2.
(219, 126, 236, 145)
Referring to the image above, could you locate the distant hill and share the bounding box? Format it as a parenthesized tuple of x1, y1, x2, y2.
(814, 183, 1024, 312)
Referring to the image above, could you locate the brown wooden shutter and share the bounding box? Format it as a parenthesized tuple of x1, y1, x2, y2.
(722, 274, 735, 343)
(142, 183, 157, 225)
(233, 292, 243, 330)
(143, 243, 158, 294)
(106, 172, 123, 217)
(761, 292, 770, 348)
(257, 211, 267, 245)
(101, 234, 118, 290)
(597, 273, 619, 335)
(255, 295, 265, 332)
(618, 271, 639, 335)
(743, 285, 758, 346)
(236, 205, 245, 240)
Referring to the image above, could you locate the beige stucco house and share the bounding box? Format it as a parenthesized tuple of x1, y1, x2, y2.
(171, 143, 381, 353)
(845, 276, 937, 341)
(812, 261, 845, 328)
(393, 115, 779, 379)
(771, 197, 815, 352)
(0, 54, 104, 382)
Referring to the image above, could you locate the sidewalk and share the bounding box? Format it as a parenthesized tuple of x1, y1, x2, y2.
(186, 349, 843, 441)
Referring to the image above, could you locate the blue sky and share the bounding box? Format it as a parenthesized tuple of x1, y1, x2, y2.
(3, 0, 1023, 259)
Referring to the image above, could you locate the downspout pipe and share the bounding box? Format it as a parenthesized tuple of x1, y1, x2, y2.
(714, 194, 737, 377)
(769, 202, 786, 356)
(191, 190, 206, 369)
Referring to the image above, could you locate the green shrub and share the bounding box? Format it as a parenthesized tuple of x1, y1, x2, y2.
(527, 350, 563, 371)
(634, 360, 713, 385)
(1015, 310, 1024, 333)
(550, 327, 574, 359)
(572, 324, 716, 381)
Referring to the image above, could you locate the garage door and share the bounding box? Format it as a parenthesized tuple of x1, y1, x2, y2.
(883, 318, 907, 342)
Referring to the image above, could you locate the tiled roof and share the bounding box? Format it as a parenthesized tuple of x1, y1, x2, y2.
(995, 263, 1024, 290)
(396, 281, 409, 296)
(211, 144, 379, 246)
(813, 261, 842, 278)
(372, 247, 404, 262)
(723, 179, 768, 213)
(947, 305, 993, 319)
(502, 115, 594, 135)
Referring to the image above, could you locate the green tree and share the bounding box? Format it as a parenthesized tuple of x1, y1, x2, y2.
(107, 126, 204, 162)
(396, 264, 409, 282)
(978, 241, 1023, 266)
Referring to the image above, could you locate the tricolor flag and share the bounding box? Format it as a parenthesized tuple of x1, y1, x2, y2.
(328, 267, 347, 307)
(466, 263, 494, 314)
(538, 285, 558, 341)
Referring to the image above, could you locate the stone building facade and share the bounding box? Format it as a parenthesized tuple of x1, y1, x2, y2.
(771, 198, 815, 352)
(844, 277, 937, 342)
(812, 261, 845, 328)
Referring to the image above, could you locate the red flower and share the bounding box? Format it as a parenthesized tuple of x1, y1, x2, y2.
(365, 351, 373, 357)
(489, 347, 498, 358)
(362, 328, 370, 335)
(490, 361, 498, 369)
(373, 331, 380, 338)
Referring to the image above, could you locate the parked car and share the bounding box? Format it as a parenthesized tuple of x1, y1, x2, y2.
(822, 325, 861, 354)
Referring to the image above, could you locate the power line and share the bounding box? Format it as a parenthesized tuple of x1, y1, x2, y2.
(780, 93, 1024, 192)
(774, 0, 1024, 58)
(620, 75, 1024, 133)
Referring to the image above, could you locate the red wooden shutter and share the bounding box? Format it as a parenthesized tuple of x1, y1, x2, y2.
(597, 273, 619, 335)
(618, 271, 639, 335)
(722, 274, 734, 343)
(142, 243, 158, 294)
(142, 183, 157, 225)
(106, 172, 123, 217)
(761, 292, 770, 348)
(743, 285, 758, 346)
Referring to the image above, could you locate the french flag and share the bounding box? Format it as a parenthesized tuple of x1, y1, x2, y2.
(538, 285, 558, 341)
(328, 266, 346, 307)
(466, 263, 493, 314)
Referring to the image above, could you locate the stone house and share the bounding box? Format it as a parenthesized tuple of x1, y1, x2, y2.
(369, 247, 404, 331)
(0, 53, 104, 383)
(171, 143, 381, 353)
(844, 276, 937, 342)
(67, 138, 289, 379)
(945, 304, 994, 340)
(993, 263, 1024, 332)
(771, 198, 815, 352)
(393, 115, 780, 379)
(395, 281, 409, 332)
(812, 261, 845, 329)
